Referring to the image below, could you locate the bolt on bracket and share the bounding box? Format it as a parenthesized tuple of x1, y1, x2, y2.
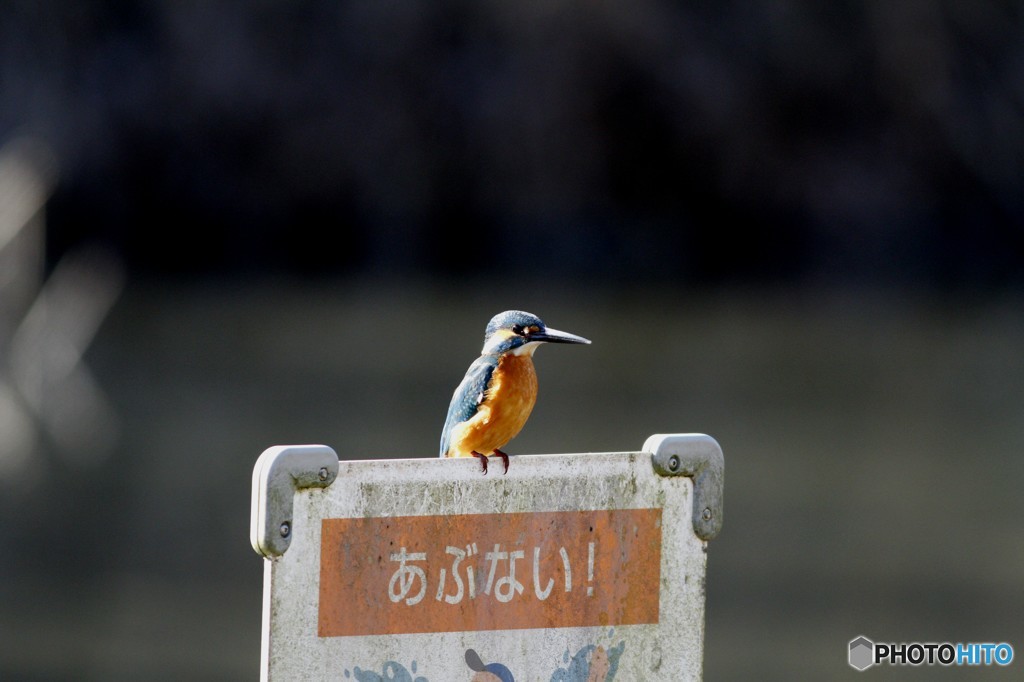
(250, 444, 339, 558)
(646, 433, 724, 541)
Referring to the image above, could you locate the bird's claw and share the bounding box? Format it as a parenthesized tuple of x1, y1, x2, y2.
(471, 451, 488, 475)
(470, 450, 509, 475)
(492, 449, 510, 474)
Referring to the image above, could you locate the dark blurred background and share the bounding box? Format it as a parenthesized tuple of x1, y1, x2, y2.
(1, 2, 1022, 680)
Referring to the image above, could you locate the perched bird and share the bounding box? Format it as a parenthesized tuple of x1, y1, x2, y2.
(440, 310, 590, 474)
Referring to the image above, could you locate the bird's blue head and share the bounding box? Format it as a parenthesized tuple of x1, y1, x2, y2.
(481, 310, 591, 356)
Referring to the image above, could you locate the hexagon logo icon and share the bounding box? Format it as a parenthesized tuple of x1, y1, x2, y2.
(849, 636, 875, 671)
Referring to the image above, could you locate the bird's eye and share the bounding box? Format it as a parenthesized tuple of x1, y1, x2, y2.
(511, 324, 525, 335)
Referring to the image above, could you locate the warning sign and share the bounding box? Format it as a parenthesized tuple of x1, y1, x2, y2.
(318, 508, 662, 637)
(251, 435, 723, 681)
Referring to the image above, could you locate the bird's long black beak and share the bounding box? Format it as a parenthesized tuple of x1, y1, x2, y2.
(532, 327, 591, 345)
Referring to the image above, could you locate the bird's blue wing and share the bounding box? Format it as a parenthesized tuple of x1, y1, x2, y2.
(440, 355, 498, 457)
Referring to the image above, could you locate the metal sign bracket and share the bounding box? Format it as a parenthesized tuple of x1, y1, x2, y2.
(646, 433, 724, 541)
(250, 444, 339, 558)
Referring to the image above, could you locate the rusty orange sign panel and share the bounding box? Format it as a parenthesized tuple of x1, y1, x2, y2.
(318, 508, 662, 637)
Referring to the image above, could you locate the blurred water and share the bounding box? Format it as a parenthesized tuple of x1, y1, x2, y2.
(1, 279, 1022, 680)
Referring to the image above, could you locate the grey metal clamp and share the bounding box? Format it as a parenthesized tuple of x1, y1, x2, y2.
(646, 433, 724, 541)
(250, 444, 339, 558)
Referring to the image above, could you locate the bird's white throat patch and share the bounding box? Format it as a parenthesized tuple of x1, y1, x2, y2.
(511, 340, 541, 356)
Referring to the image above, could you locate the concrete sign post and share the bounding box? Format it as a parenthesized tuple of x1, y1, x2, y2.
(251, 433, 723, 681)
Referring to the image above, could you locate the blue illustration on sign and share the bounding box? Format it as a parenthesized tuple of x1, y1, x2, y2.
(344, 660, 428, 682)
(463, 634, 625, 682)
(465, 648, 515, 681)
(345, 635, 626, 682)
(550, 634, 626, 681)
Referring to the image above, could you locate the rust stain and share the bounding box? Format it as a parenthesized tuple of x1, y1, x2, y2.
(318, 509, 662, 637)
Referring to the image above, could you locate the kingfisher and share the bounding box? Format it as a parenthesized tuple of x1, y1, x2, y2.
(440, 310, 590, 474)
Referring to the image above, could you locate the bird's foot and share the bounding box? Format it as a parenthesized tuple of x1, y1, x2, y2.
(491, 449, 510, 474)
(471, 451, 489, 474)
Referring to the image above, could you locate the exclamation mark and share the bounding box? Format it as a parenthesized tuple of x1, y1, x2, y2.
(467, 543, 477, 598)
(587, 541, 595, 596)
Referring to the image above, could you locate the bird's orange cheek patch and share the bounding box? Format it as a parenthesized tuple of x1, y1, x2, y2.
(317, 509, 662, 637)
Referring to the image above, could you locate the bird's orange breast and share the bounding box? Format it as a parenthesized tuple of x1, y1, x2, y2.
(447, 353, 538, 458)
